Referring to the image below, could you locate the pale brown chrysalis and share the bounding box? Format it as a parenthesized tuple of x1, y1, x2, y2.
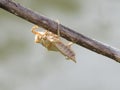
(31, 25, 76, 63)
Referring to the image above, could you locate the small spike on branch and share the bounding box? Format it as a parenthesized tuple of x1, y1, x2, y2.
(0, 0, 120, 63)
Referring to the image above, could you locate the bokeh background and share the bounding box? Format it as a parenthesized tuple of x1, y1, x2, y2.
(0, 0, 120, 90)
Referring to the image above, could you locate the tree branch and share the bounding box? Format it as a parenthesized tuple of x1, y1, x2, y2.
(0, 0, 120, 63)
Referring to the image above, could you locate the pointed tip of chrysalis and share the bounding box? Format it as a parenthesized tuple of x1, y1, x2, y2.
(72, 58, 77, 63)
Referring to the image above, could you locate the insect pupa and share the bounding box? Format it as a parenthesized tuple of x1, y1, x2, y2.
(31, 23, 76, 63)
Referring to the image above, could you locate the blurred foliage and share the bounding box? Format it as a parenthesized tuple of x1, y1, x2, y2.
(0, 36, 27, 60)
(14, 0, 81, 14)
(32, 0, 80, 12)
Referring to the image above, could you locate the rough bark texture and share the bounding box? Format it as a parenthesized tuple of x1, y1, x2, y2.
(0, 0, 120, 63)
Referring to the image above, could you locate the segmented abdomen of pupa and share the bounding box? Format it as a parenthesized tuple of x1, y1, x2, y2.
(55, 42, 76, 63)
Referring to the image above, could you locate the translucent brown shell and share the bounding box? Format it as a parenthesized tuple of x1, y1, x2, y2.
(31, 25, 76, 63)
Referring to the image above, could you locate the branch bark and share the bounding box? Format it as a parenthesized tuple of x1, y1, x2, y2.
(0, 0, 120, 63)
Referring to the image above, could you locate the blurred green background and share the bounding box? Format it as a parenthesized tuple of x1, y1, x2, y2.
(0, 0, 120, 90)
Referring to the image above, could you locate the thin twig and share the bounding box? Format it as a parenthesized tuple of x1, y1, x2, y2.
(0, 0, 120, 63)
